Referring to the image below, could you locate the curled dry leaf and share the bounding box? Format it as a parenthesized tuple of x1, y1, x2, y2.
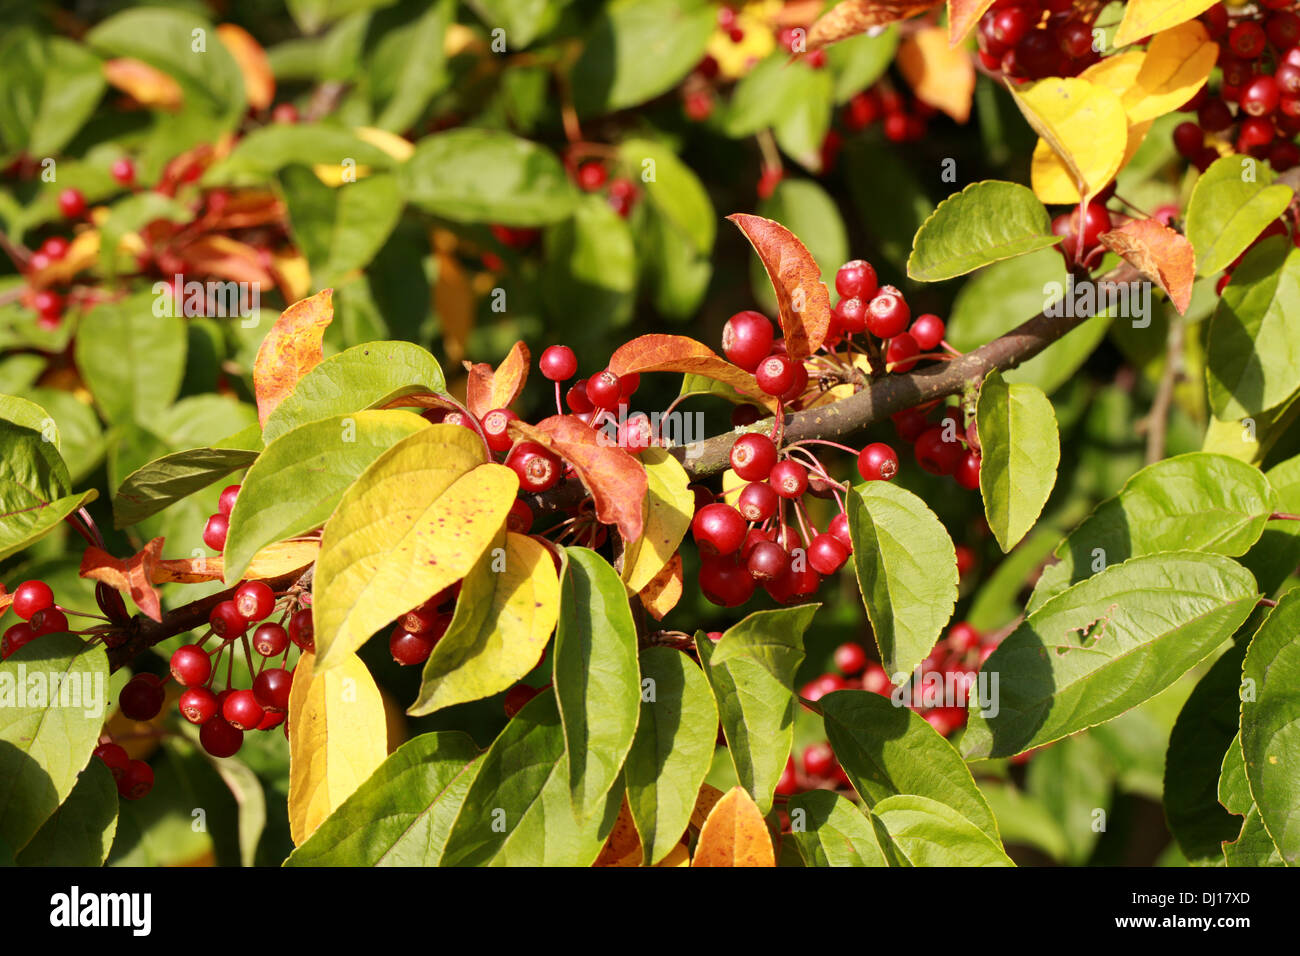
(216, 23, 274, 111)
(1099, 219, 1196, 315)
(692, 786, 776, 867)
(948, 0, 999, 46)
(252, 288, 334, 427)
(808, 0, 941, 50)
(79, 539, 165, 622)
(509, 417, 648, 542)
(466, 340, 530, 418)
(103, 58, 183, 110)
(638, 552, 683, 620)
(897, 26, 976, 123)
(608, 334, 776, 410)
(728, 215, 831, 360)
(177, 235, 277, 289)
(153, 539, 321, 584)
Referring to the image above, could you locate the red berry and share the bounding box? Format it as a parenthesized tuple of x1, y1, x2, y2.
(576, 161, 607, 191)
(29, 607, 68, 636)
(58, 188, 86, 219)
(481, 408, 518, 453)
(755, 353, 797, 397)
(1058, 19, 1093, 58)
(768, 459, 808, 498)
(618, 372, 640, 400)
(1053, 200, 1112, 253)
(801, 672, 848, 702)
(203, 512, 229, 551)
(1240, 115, 1276, 147)
(505, 440, 563, 493)
(1242, 76, 1280, 117)
(200, 716, 244, 757)
(170, 644, 211, 687)
(110, 158, 136, 185)
(949, 621, 981, 655)
(1229, 20, 1266, 58)
(955, 450, 982, 490)
(618, 413, 655, 453)
(737, 481, 778, 522)
(1202, 3, 1228, 37)
(721, 310, 775, 372)
(866, 289, 910, 338)
(857, 442, 899, 481)
(955, 544, 978, 578)
(94, 742, 130, 780)
(253, 622, 288, 656)
(222, 689, 264, 731)
(833, 296, 869, 335)
(218, 484, 241, 516)
(390, 626, 439, 666)
(829, 512, 852, 551)
(119, 674, 164, 721)
(253, 667, 293, 711)
(863, 661, 892, 695)
(778, 360, 809, 404)
(503, 683, 539, 718)
(507, 499, 533, 533)
(1173, 121, 1204, 158)
(835, 259, 879, 299)
(585, 370, 623, 410)
(233, 580, 275, 622)
(910, 313, 945, 350)
(118, 760, 154, 800)
(288, 608, 314, 651)
(1268, 11, 1300, 48)
(746, 539, 790, 582)
(729, 433, 777, 481)
(209, 599, 249, 639)
(892, 407, 930, 443)
(179, 686, 217, 724)
(691, 503, 747, 556)
(776, 757, 800, 795)
(32, 289, 63, 320)
(886, 332, 921, 373)
(803, 741, 835, 777)
(915, 427, 964, 475)
(833, 642, 868, 675)
(11, 580, 54, 620)
(566, 379, 595, 413)
(1, 623, 34, 659)
(808, 533, 849, 574)
(272, 102, 299, 123)
(40, 236, 69, 260)
(699, 554, 757, 607)
(539, 345, 577, 381)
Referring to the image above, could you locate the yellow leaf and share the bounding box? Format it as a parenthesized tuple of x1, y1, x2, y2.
(103, 58, 183, 110)
(1127, 20, 1217, 122)
(288, 651, 387, 845)
(690, 782, 727, 830)
(692, 786, 776, 867)
(355, 126, 415, 162)
(313, 426, 518, 670)
(1013, 77, 1128, 204)
(638, 552, 683, 621)
(313, 162, 372, 186)
(407, 530, 559, 715)
(271, 251, 312, 303)
(655, 842, 691, 866)
(1031, 118, 1152, 204)
(1113, 0, 1218, 48)
(620, 448, 693, 592)
(216, 24, 274, 111)
(897, 26, 975, 123)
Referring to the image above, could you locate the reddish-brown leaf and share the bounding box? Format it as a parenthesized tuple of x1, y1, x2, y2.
(947, 0, 999, 45)
(692, 786, 776, 867)
(808, 0, 941, 49)
(253, 289, 334, 427)
(0, 584, 12, 617)
(509, 417, 647, 542)
(1099, 219, 1196, 315)
(639, 552, 683, 621)
(178, 235, 277, 288)
(154, 540, 320, 585)
(727, 215, 831, 360)
(103, 58, 183, 110)
(466, 340, 530, 418)
(79, 539, 165, 622)
(608, 334, 777, 410)
(217, 24, 275, 111)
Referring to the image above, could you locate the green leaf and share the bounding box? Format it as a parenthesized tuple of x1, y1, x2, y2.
(74, 294, 186, 426)
(280, 169, 405, 289)
(223, 410, 427, 580)
(207, 756, 264, 869)
(847, 481, 958, 679)
(570, 0, 714, 116)
(1219, 731, 1252, 816)
(828, 26, 899, 103)
(871, 795, 1015, 866)
(15, 758, 117, 867)
(0, 417, 97, 563)
(28, 38, 107, 157)
(1163, 641, 1251, 865)
(818, 690, 1000, 840)
(772, 66, 834, 173)
(752, 179, 846, 316)
(624, 647, 718, 865)
(112, 447, 259, 530)
(24, 387, 104, 485)
(1024, 731, 1114, 864)
(619, 138, 714, 253)
(1031, 453, 1275, 610)
(1223, 804, 1284, 866)
(695, 632, 793, 816)
(0, 634, 109, 853)
(554, 548, 640, 819)
(638, 202, 712, 320)
(976, 369, 1061, 552)
(409, 530, 558, 716)
(709, 604, 817, 687)
(285, 0, 394, 33)
(466, 0, 567, 48)
(1241, 451, 1300, 596)
(725, 55, 803, 138)
(541, 194, 638, 331)
(785, 790, 890, 867)
(285, 732, 481, 866)
(261, 340, 445, 444)
(962, 553, 1260, 759)
(98, 192, 189, 277)
(908, 181, 1059, 282)
(1206, 237, 1300, 420)
(1185, 155, 1294, 277)
(979, 781, 1070, 862)
(369, 0, 454, 132)
(1240, 589, 1300, 864)
(204, 123, 399, 186)
(440, 690, 622, 866)
(399, 128, 579, 226)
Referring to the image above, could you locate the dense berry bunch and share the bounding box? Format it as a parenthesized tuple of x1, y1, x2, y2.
(975, 0, 1102, 80)
(842, 86, 934, 143)
(2, 579, 69, 659)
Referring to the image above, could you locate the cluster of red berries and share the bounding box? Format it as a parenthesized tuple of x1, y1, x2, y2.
(976, 0, 1102, 81)
(2, 580, 70, 659)
(570, 157, 639, 218)
(843, 85, 934, 143)
(92, 741, 154, 801)
(1171, 3, 1300, 172)
(890, 399, 983, 489)
(387, 582, 458, 667)
(201, 484, 242, 553)
(824, 258, 949, 372)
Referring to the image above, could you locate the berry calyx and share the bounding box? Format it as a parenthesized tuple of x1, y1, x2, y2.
(233, 580, 275, 622)
(729, 433, 778, 481)
(737, 481, 778, 522)
(179, 686, 218, 724)
(857, 442, 899, 481)
(505, 440, 563, 493)
(768, 459, 808, 498)
(209, 599, 249, 639)
(253, 622, 289, 656)
(482, 409, 518, 453)
(539, 345, 577, 381)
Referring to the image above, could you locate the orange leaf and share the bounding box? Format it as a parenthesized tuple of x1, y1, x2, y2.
(947, 0, 998, 45)
(177, 235, 277, 288)
(690, 782, 727, 830)
(153, 540, 320, 585)
(608, 334, 776, 410)
(0, 584, 12, 617)
(898, 26, 976, 123)
(638, 552, 683, 621)
(593, 797, 644, 867)
(727, 215, 831, 360)
(434, 248, 474, 365)
(509, 417, 647, 542)
(692, 786, 776, 867)
(253, 289, 334, 428)
(466, 340, 530, 418)
(655, 842, 691, 866)
(1099, 219, 1196, 315)
(216, 24, 275, 111)
(103, 58, 183, 110)
(79, 539, 165, 622)
(809, 0, 940, 49)
(205, 190, 285, 231)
